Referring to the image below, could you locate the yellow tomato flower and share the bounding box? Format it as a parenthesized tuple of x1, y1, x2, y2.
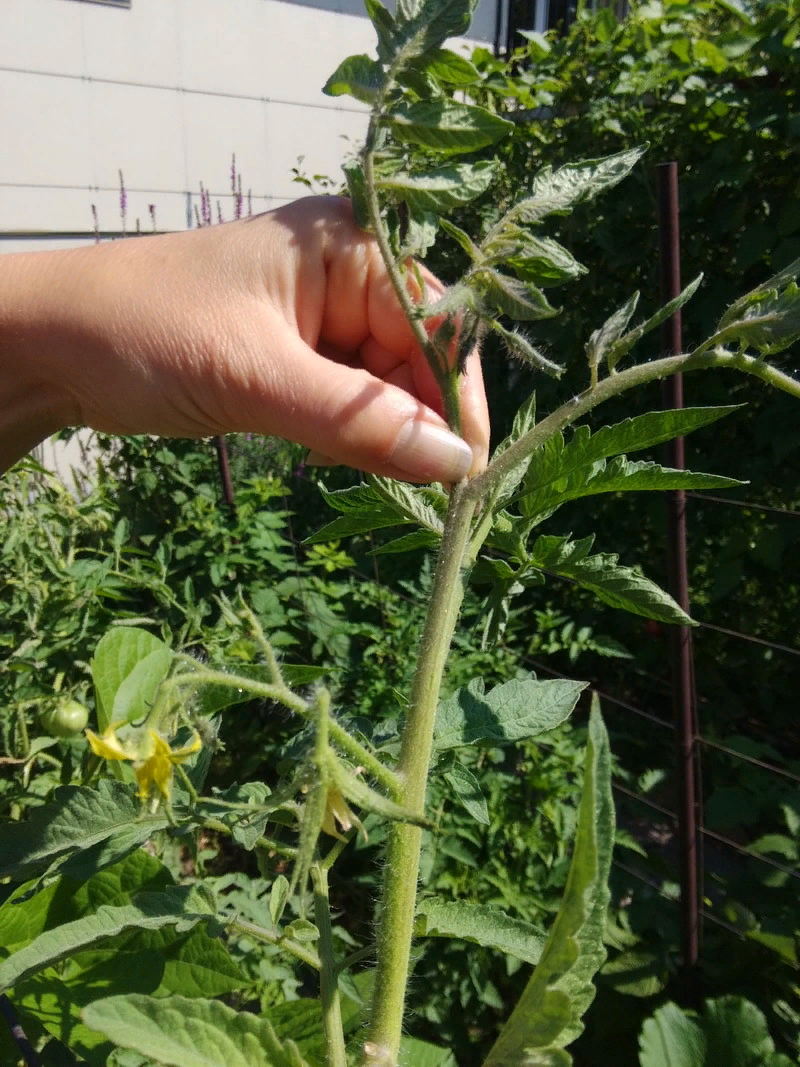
(86, 724, 201, 802)
(85, 724, 135, 761)
(321, 787, 366, 842)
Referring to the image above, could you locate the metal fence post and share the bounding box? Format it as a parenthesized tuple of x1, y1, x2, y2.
(658, 161, 701, 991)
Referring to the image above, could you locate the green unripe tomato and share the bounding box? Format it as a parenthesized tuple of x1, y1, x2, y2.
(40, 699, 89, 738)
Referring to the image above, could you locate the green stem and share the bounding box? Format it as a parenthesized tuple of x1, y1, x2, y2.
(362, 119, 462, 435)
(199, 816, 299, 860)
(228, 917, 321, 971)
(364, 481, 475, 1064)
(15, 707, 30, 759)
(312, 863, 348, 1067)
(467, 347, 800, 503)
(173, 664, 400, 796)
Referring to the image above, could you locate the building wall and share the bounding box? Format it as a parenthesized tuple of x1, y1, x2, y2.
(2, 0, 499, 478)
(1, 0, 499, 253)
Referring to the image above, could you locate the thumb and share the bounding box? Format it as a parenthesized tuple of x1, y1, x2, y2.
(238, 329, 475, 484)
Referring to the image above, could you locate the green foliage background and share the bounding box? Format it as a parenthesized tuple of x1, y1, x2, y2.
(2, 0, 800, 1062)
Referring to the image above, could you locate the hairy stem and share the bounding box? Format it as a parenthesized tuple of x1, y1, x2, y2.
(312, 863, 348, 1067)
(173, 665, 401, 797)
(228, 917, 321, 971)
(467, 347, 800, 503)
(365, 481, 475, 1064)
(363, 119, 462, 434)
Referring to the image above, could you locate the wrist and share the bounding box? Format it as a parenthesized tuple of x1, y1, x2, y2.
(0, 249, 83, 473)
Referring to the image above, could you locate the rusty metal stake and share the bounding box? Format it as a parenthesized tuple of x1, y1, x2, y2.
(658, 161, 701, 992)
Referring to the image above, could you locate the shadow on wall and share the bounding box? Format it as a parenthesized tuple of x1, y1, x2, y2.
(278, 0, 497, 41)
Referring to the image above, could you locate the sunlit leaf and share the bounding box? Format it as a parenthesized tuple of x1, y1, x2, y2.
(483, 701, 613, 1065)
(377, 160, 501, 213)
(0, 780, 167, 882)
(434, 675, 585, 753)
(470, 268, 559, 321)
(416, 898, 546, 964)
(83, 994, 311, 1067)
(528, 534, 693, 625)
(388, 100, 513, 154)
(91, 628, 173, 733)
(0, 887, 214, 993)
(322, 55, 384, 104)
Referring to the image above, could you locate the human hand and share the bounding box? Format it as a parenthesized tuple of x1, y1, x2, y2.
(1, 196, 489, 482)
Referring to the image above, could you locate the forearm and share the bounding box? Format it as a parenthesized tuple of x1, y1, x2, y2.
(0, 249, 81, 473)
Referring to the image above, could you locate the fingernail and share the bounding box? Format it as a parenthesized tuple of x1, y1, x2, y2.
(390, 420, 473, 483)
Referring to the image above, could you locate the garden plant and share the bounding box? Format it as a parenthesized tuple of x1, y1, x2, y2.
(2, 0, 800, 1064)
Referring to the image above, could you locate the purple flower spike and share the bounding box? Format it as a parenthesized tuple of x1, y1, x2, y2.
(235, 174, 243, 220)
(118, 169, 127, 235)
(230, 153, 237, 193)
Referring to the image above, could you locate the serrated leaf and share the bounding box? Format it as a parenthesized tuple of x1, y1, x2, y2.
(377, 160, 500, 213)
(508, 407, 740, 525)
(0, 887, 214, 993)
(306, 484, 407, 543)
(269, 876, 290, 927)
(370, 529, 441, 555)
(606, 275, 704, 372)
(434, 675, 585, 754)
(495, 147, 646, 227)
(92, 628, 173, 732)
(416, 899, 546, 965)
(717, 256, 800, 331)
(388, 100, 513, 154)
(718, 282, 800, 356)
(483, 229, 587, 287)
(528, 534, 693, 626)
(322, 54, 383, 104)
(470, 268, 559, 321)
(443, 763, 490, 824)
(402, 209, 439, 259)
(520, 451, 744, 523)
(483, 700, 614, 1065)
(83, 994, 311, 1067)
(490, 392, 537, 505)
(439, 217, 481, 260)
(391, 0, 478, 64)
(306, 478, 443, 545)
(586, 292, 640, 377)
(0, 851, 172, 960)
(343, 159, 371, 230)
(371, 476, 445, 535)
(364, 0, 397, 64)
(0, 780, 167, 881)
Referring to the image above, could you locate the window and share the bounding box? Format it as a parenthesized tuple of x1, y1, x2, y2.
(500, 0, 627, 52)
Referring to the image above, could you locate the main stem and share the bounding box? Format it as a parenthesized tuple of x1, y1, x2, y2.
(364, 482, 475, 1065)
(362, 118, 462, 435)
(312, 863, 348, 1067)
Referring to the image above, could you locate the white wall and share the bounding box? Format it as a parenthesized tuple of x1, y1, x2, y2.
(0, 0, 499, 245)
(2, 0, 500, 478)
